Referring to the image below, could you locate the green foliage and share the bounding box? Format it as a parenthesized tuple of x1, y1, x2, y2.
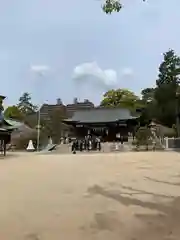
(141, 88, 155, 102)
(102, 0, 122, 14)
(156, 49, 180, 87)
(139, 49, 180, 128)
(100, 88, 142, 110)
(18, 92, 38, 115)
(154, 49, 180, 126)
(4, 105, 24, 120)
(0, 97, 4, 112)
(102, 0, 146, 14)
(135, 126, 152, 148)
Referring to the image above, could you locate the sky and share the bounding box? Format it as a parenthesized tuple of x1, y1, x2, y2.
(1, 0, 180, 107)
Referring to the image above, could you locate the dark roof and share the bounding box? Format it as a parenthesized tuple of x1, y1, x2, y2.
(64, 108, 138, 124)
(0, 118, 23, 132)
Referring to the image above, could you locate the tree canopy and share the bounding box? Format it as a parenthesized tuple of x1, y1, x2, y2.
(139, 49, 180, 127)
(18, 92, 38, 115)
(4, 105, 24, 121)
(100, 88, 143, 110)
(102, 0, 146, 14)
(153, 49, 180, 126)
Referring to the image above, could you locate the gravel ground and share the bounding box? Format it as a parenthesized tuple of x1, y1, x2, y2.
(0, 151, 180, 239)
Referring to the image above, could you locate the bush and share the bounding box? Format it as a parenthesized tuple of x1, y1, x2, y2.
(134, 126, 152, 150)
(135, 127, 151, 144)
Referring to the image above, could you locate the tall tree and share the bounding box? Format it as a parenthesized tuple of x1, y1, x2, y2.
(18, 92, 37, 115)
(100, 88, 142, 110)
(154, 49, 180, 126)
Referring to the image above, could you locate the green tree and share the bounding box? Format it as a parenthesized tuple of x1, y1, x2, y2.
(154, 49, 180, 126)
(141, 88, 155, 103)
(102, 0, 146, 14)
(4, 105, 24, 120)
(139, 88, 156, 125)
(0, 95, 5, 112)
(18, 92, 38, 115)
(102, 0, 122, 14)
(134, 126, 152, 151)
(100, 88, 141, 110)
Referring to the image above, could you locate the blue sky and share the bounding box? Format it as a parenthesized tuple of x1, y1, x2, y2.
(1, 0, 180, 107)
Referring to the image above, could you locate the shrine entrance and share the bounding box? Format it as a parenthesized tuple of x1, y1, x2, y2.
(63, 107, 140, 142)
(73, 122, 131, 142)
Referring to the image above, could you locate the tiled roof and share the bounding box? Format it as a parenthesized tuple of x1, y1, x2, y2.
(64, 108, 138, 124)
(0, 118, 24, 131)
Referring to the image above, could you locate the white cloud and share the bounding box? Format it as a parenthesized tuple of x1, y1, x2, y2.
(72, 62, 118, 87)
(120, 67, 134, 76)
(30, 65, 50, 75)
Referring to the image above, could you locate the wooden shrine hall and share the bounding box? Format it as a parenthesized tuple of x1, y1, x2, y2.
(63, 107, 139, 142)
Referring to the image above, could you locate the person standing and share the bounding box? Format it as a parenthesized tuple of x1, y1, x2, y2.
(79, 139, 83, 152)
(71, 139, 77, 154)
(120, 135, 124, 145)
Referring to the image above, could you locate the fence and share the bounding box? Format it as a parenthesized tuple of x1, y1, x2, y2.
(164, 137, 180, 150)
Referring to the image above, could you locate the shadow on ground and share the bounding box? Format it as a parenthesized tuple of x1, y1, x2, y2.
(87, 182, 180, 240)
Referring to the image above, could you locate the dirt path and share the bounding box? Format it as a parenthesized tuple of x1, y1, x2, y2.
(0, 152, 180, 239)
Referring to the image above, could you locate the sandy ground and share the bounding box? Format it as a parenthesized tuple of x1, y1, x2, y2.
(0, 152, 180, 239)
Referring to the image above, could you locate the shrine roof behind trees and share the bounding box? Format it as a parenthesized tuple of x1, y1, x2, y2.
(0, 118, 23, 131)
(63, 107, 139, 124)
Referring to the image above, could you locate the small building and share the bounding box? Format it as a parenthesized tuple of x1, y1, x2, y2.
(63, 108, 139, 141)
(0, 95, 23, 154)
(0, 117, 22, 154)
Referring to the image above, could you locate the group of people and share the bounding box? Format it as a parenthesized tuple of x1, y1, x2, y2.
(71, 135, 101, 154)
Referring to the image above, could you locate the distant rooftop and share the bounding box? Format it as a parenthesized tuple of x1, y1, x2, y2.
(39, 99, 95, 118)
